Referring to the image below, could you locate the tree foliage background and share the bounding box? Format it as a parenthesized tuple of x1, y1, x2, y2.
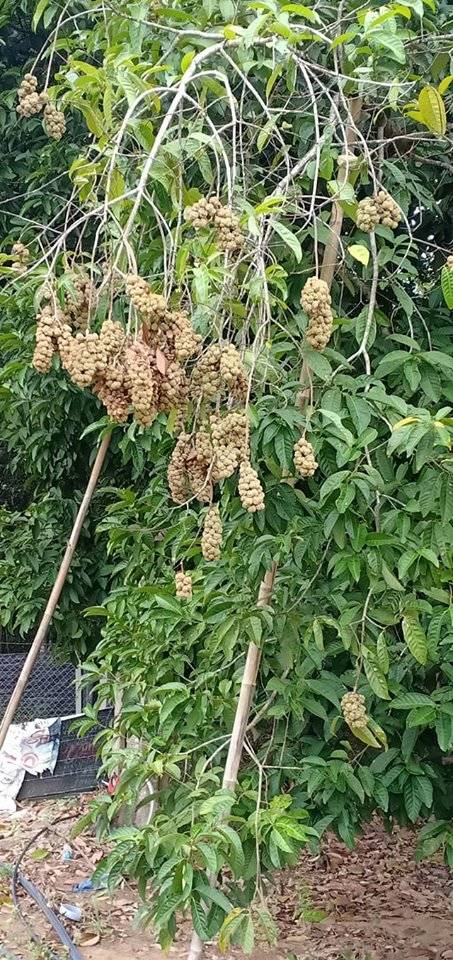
(1, 0, 453, 951)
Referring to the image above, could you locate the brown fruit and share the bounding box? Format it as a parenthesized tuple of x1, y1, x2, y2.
(201, 504, 222, 561)
(43, 102, 66, 140)
(356, 197, 379, 232)
(293, 437, 318, 477)
(341, 691, 368, 728)
(175, 571, 192, 599)
(238, 461, 265, 513)
(301, 277, 333, 351)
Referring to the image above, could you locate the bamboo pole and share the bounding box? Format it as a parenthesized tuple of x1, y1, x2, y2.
(0, 431, 112, 752)
(187, 565, 277, 960)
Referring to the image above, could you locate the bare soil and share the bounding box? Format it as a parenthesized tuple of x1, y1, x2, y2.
(0, 796, 452, 959)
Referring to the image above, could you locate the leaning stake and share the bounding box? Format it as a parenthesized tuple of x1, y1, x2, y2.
(0, 431, 112, 751)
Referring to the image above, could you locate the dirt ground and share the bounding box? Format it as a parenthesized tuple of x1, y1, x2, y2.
(0, 795, 452, 960)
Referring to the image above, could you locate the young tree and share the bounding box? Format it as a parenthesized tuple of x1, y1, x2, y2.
(2, 0, 453, 953)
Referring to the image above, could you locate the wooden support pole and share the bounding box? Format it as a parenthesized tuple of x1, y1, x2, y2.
(0, 432, 112, 751)
(187, 563, 277, 960)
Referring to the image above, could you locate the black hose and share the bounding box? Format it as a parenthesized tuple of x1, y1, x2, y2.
(15, 872, 83, 960)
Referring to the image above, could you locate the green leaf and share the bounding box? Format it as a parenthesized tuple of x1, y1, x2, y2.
(32, 0, 51, 29)
(364, 659, 390, 700)
(196, 883, 232, 914)
(30, 847, 51, 861)
(438, 74, 453, 95)
(391, 692, 435, 710)
(266, 64, 283, 99)
(404, 778, 422, 822)
(257, 118, 277, 152)
(191, 898, 209, 940)
(77, 102, 105, 137)
(441, 266, 453, 310)
(376, 632, 389, 675)
(406, 705, 436, 727)
(381, 562, 405, 592)
(436, 713, 453, 752)
(418, 85, 447, 135)
(280, 3, 321, 22)
(370, 29, 406, 63)
(350, 724, 381, 749)
(181, 50, 195, 72)
(348, 243, 370, 267)
(402, 615, 428, 665)
(271, 221, 302, 262)
(343, 767, 365, 802)
(241, 914, 255, 954)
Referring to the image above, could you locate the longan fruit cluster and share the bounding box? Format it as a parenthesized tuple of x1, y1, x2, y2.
(172, 310, 202, 361)
(356, 196, 380, 232)
(191, 344, 222, 399)
(167, 432, 213, 505)
(341, 691, 368, 728)
(93, 377, 130, 423)
(32, 304, 64, 373)
(63, 331, 107, 388)
(11, 242, 30, 274)
(126, 274, 168, 330)
(184, 196, 222, 228)
(446, 255, 453, 271)
(238, 461, 265, 513)
(43, 102, 66, 140)
(219, 344, 248, 397)
(357, 190, 401, 232)
(210, 411, 248, 480)
(191, 344, 246, 400)
(184, 196, 244, 253)
(293, 437, 318, 477)
(17, 74, 46, 117)
(125, 341, 157, 427)
(175, 571, 192, 599)
(201, 504, 222, 561)
(167, 434, 192, 505)
(214, 205, 244, 253)
(65, 275, 97, 331)
(301, 277, 333, 351)
(375, 190, 401, 229)
(99, 318, 126, 357)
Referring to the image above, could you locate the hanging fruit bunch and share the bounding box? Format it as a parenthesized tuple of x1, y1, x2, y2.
(175, 571, 193, 599)
(356, 189, 402, 232)
(300, 276, 333, 352)
(184, 196, 245, 253)
(31, 269, 265, 564)
(293, 437, 318, 477)
(341, 691, 369, 729)
(11, 242, 30, 274)
(16, 72, 65, 140)
(32, 272, 200, 428)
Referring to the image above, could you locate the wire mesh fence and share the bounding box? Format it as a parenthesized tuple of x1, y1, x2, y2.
(0, 649, 78, 722)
